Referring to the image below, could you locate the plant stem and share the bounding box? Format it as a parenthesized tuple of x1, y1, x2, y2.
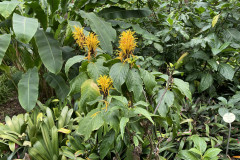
(226, 123, 231, 156)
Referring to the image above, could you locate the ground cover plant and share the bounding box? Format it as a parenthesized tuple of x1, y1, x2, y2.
(0, 0, 240, 159)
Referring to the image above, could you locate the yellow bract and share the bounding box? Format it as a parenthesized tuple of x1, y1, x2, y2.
(73, 26, 85, 49)
(118, 30, 137, 61)
(85, 33, 100, 60)
(97, 75, 113, 96)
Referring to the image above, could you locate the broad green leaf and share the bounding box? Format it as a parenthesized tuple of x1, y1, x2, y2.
(68, 20, 85, 33)
(178, 150, 199, 160)
(218, 63, 235, 80)
(112, 96, 128, 106)
(218, 107, 229, 117)
(203, 148, 222, 158)
(44, 73, 69, 101)
(0, 34, 11, 65)
(191, 135, 207, 154)
(224, 28, 240, 41)
(189, 148, 202, 156)
(133, 107, 154, 124)
(79, 11, 116, 54)
(100, 130, 115, 159)
(211, 42, 230, 55)
(79, 79, 101, 111)
(154, 43, 163, 53)
(207, 59, 218, 71)
(120, 117, 129, 139)
(156, 89, 174, 117)
(174, 78, 192, 101)
(139, 68, 157, 95)
(69, 72, 88, 95)
(126, 68, 143, 100)
(26, 2, 48, 30)
(191, 51, 209, 61)
(98, 6, 151, 19)
(109, 63, 129, 92)
(87, 62, 109, 82)
(65, 55, 85, 77)
(0, 1, 19, 18)
(212, 14, 220, 28)
(18, 67, 39, 112)
(77, 108, 104, 140)
(13, 14, 38, 43)
(47, 0, 60, 13)
(199, 73, 213, 92)
(35, 29, 63, 74)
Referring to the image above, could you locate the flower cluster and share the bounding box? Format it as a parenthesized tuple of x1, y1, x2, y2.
(73, 26, 85, 49)
(73, 26, 99, 60)
(85, 33, 100, 60)
(118, 30, 137, 61)
(97, 75, 113, 97)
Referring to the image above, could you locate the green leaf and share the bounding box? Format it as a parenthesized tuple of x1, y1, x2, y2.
(224, 28, 240, 41)
(211, 42, 230, 55)
(0, 1, 19, 18)
(26, 2, 48, 30)
(98, 6, 151, 20)
(120, 117, 129, 139)
(18, 67, 39, 112)
(203, 148, 222, 158)
(174, 78, 192, 101)
(212, 14, 220, 28)
(126, 68, 143, 100)
(79, 11, 116, 54)
(189, 148, 202, 156)
(199, 73, 213, 92)
(191, 135, 207, 154)
(35, 29, 63, 74)
(65, 55, 85, 77)
(154, 43, 163, 53)
(156, 89, 174, 117)
(47, 0, 60, 13)
(77, 108, 104, 140)
(178, 150, 199, 160)
(0, 34, 11, 65)
(44, 73, 69, 101)
(133, 136, 139, 147)
(139, 68, 157, 95)
(87, 62, 109, 82)
(218, 63, 235, 80)
(109, 63, 129, 92)
(133, 107, 154, 124)
(79, 79, 101, 111)
(100, 130, 115, 159)
(207, 59, 218, 71)
(68, 20, 82, 32)
(69, 72, 88, 95)
(13, 13, 38, 44)
(218, 107, 228, 117)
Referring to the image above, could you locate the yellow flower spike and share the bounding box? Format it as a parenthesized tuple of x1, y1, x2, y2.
(97, 75, 113, 97)
(118, 30, 137, 61)
(90, 111, 101, 118)
(73, 26, 86, 49)
(85, 32, 100, 60)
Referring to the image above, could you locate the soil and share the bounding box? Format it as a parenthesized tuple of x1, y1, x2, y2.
(0, 95, 25, 123)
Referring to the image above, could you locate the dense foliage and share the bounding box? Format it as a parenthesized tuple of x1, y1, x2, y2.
(0, 0, 240, 159)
